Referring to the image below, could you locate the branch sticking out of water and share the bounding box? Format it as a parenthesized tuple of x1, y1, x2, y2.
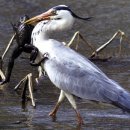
(14, 73, 36, 108)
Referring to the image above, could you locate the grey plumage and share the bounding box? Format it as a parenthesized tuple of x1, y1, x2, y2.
(42, 40, 130, 112)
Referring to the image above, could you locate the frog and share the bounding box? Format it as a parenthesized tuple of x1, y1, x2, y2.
(1, 15, 47, 85)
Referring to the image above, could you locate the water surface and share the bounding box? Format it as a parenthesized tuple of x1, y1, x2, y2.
(0, 0, 130, 130)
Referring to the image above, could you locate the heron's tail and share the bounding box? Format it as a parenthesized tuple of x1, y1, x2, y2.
(110, 91, 130, 113)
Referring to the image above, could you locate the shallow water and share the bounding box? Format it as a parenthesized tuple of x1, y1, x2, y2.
(1, 0, 130, 130)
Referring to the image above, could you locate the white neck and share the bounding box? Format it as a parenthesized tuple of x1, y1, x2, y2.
(31, 21, 50, 43)
(31, 12, 74, 43)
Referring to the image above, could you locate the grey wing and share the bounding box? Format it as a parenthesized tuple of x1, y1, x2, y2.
(42, 42, 130, 111)
(44, 57, 127, 103)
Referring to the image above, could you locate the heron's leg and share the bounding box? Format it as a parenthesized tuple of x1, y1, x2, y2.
(64, 92, 83, 125)
(49, 90, 65, 118)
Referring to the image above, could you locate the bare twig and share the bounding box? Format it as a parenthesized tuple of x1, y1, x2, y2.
(14, 75, 27, 90)
(14, 73, 35, 107)
(27, 73, 35, 107)
(35, 66, 43, 84)
(21, 78, 28, 109)
(0, 69, 5, 80)
(67, 31, 79, 47)
(78, 32, 95, 52)
(90, 30, 126, 58)
(67, 31, 95, 52)
(2, 34, 16, 60)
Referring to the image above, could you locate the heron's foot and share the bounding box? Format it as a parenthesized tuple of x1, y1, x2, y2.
(49, 111, 57, 122)
(48, 110, 57, 118)
(48, 102, 59, 118)
(75, 110, 84, 125)
(77, 114, 84, 125)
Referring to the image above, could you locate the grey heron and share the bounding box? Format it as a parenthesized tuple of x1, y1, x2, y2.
(26, 5, 130, 124)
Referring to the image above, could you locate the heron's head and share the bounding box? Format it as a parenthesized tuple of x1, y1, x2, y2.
(25, 5, 91, 32)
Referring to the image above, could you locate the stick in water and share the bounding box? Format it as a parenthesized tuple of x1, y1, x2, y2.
(2, 33, 16, 60)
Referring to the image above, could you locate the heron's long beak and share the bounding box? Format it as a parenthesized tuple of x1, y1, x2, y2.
(25, 10, 53, 24)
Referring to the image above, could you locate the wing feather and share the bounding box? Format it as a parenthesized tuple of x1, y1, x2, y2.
(43, 42, 127, 103)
